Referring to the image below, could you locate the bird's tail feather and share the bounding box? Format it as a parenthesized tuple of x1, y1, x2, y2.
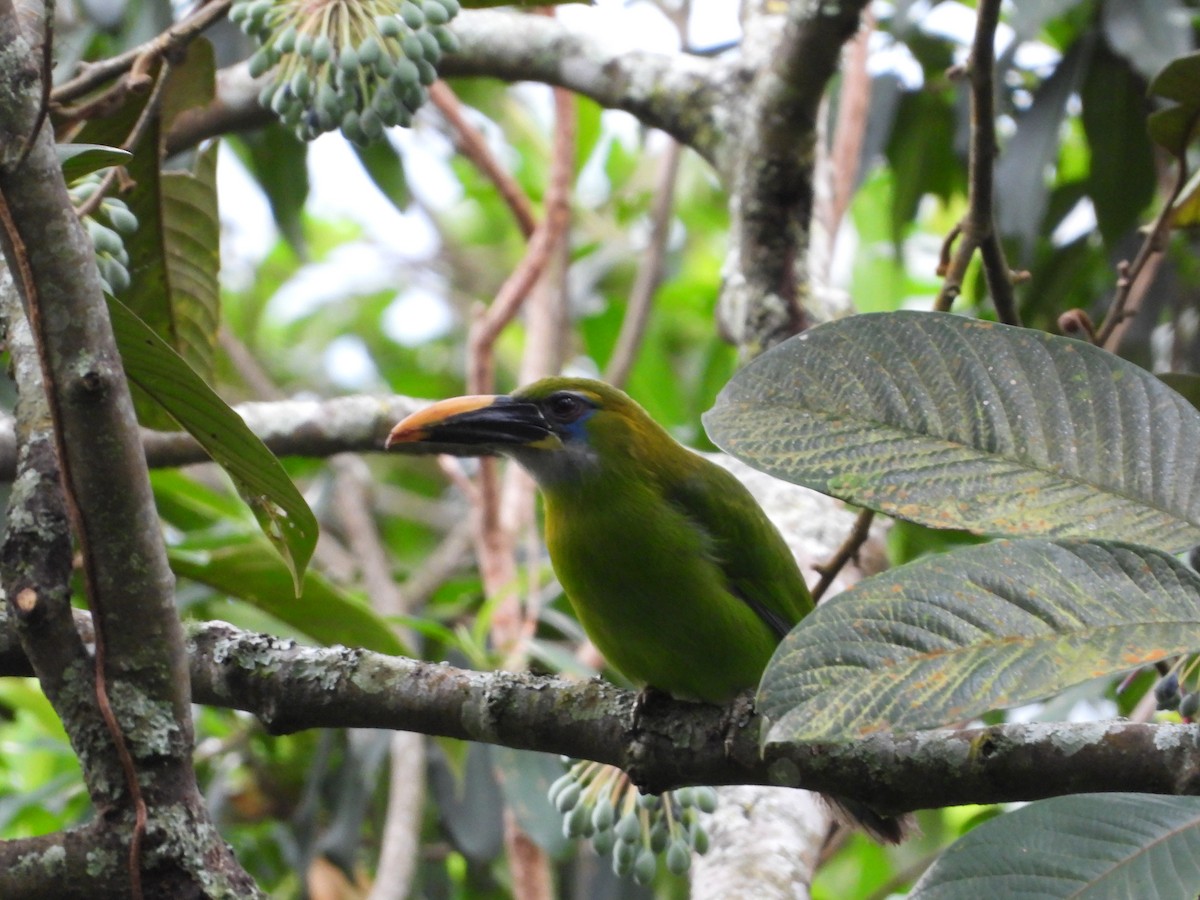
(825, 795, 916, 844)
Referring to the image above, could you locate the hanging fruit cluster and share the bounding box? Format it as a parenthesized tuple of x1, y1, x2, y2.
(70, 174, 139, 295)
(550, 760, 716, 883)
(228, 0, 460, 145)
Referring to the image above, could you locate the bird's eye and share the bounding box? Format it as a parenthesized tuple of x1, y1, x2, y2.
(546, 393, 587, 422)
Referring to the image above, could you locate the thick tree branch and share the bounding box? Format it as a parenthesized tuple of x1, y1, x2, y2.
(0, 266, 126, 807)
(0, 1, 258, 893)
(719, 0, 870, 358)
(187, 620, 1200, 815)
(5, 610, 1198, 822)
(167, 11, 734, 166)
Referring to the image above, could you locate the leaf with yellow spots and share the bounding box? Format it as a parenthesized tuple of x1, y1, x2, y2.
(705, 312, 1200, 553)
(759, 539, 1200, 744)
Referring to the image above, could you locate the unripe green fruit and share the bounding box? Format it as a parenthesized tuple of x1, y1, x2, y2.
(400, 1, 424, 28)
(103, 203, 139, 235)
(554, 780, 581, 814)
(633, 847, 657, 885)
(666, 840, 691, 875)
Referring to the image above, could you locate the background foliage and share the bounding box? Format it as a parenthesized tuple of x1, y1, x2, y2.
(4, 0, 1200, 897)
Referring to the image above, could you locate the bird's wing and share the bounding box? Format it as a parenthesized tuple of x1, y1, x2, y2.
(663, 458, 814, 639)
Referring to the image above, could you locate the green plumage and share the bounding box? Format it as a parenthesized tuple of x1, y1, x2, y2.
(388, 376, 906, 843)
(516, 379, 813, 701)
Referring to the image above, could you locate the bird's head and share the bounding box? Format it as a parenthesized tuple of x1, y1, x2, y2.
(386, 377, 675, 487)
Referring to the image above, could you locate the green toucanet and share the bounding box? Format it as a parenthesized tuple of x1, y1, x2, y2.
(387, 376, 905, 842)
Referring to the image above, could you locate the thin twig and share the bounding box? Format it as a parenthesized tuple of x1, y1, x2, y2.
(51, 0, 231, 104)
(826, 8, 873, 237)
(429, 80, 537, 239)
(934, 0, 1019, 325)
(605, 137, 682, 388)
(1093, 159, 1190, 348)
(74, 61, 174, 221)
(810, 508, 875, 603)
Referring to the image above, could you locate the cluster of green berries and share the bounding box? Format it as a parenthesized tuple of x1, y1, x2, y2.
(228, 0, 460, 145)
(1154, 670, 1200, 719)
(69, 175, 139, 295)
(549, 760, 716, 883)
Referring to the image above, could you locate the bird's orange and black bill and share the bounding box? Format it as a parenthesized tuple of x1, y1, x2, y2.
(385, 394, 552, 455)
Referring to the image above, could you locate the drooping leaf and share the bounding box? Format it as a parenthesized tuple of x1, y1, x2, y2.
(910, 794, 1200, 900)
(758, 539, 1200, 744)
(995, 39, 1087, 256)
(159, 142, 221, 378)
(107, 296, 318, 591)
(230, 124, 310, 253)
(704, 311, 1200, 553)
(1080, 40, 1156, 248)
(352, 137, 410, 213)
(170, 544, 404, 656)
(492, 747, 572, 858)
(57, 143, 132, 182)
(1147, 51, 1200, 157)
(428, 742, 506, 862)
(73, 42, 221, 428)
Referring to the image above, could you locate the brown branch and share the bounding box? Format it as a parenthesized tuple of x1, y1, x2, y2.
(0, 180, 147, 898)
(50, 0, 231, 104)
(0, 3, 256, 892)
(463, 79, 575, 659)
(934, 0, 1020, 324)
(810, 508, 875, 603)
(73, 59, 173, 222)
(176, 621, 1200, 814)
(719, 0, 869, 358)
(1093, 160, 1189, 348)
(826, 9, 873, 238)
(429, 80, 537, 239)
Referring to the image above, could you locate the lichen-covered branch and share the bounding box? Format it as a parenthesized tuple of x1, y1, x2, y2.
(4, 610, 1197, 822)
(186, 621, 1200, 814)
(0, 265, 126, 808)
(719, 0, 870, 357)
(0, 0, 258, 892)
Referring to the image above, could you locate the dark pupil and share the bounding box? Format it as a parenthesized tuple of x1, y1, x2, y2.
(551, 395, 579, 418)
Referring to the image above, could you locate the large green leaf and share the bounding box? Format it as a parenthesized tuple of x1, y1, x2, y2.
(158, 143, 220, 379)
(1147, 51, 1200, 157)
(108, 296, 318, 592)
(758, 539, 1200, 744)
(704, 311, 1200, 552)
(910, 794, 1200, 899)
(170, 545, 404, 656)
(1080, 40, 1156, 248)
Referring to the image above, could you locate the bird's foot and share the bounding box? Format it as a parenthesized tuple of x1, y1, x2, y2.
(721, 690, 757, 758)
(632, 685, 673, 729)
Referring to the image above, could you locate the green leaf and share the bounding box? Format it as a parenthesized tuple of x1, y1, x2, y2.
(704, 311, 1200, 553)
(1147, 51, 1200, 157)
(159, 142, 221, 378)
(107, 296, 318, 591)
(910, 794, 1200, 899)
(996, 40, 1086, 255)
(353, 138, 410, 213)
(1080, 40, 1156, 247)
(759, 539, 1200, 744)
(492, 748, 572, 858)
(170, 545, 404, 655)
(230, 125, 310, 253)
(57, 144, 132, 182)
